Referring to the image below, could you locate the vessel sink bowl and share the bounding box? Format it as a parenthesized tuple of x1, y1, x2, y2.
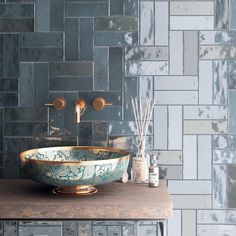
(20, 146, 130, 195)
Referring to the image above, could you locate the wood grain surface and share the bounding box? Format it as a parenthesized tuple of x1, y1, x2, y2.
(0, 180, 172, 220)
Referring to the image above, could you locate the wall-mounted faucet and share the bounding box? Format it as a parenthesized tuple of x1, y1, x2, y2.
(44, 98, 66, 110)
(74, 98, 86, 123)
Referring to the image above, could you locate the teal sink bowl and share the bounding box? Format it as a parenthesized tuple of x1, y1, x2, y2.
(20, 146, 130, 195)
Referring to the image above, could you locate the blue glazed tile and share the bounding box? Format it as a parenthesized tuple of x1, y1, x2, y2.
(50, 77, 93, 91)
(230, 0, 236, 29)
(95, 17, 138, 31)
(65, 18, 79, 61)
(3, 221, 18, 236)
(0, 78, 18, 92)
(20, 33, 63, 47)
(19, 226, 62, 236)
(110, 0, 124, 16)
(63, 221, 78, 236)
(20, 48, 63, 62)
(0, 108, 3, 151)
(35, 0, 50, 32)
(94, 47, 108, 90)
(0, 35, 4, 77)
(124, 0, 138, 16)
(5, 34, 19, 77)
(229, 90, 236, 133)
(66, 2, 108, 17)
(215, 0, 229, 29)
(80, 18, 93, 61)
(124, 77, 138, 120)
(79, 122, 93, 146)
(0, 93, 18, 106)
(0, 3, 34, 18)
(79, 91, 122, 106)
(93, 122, 108, 146)
(229, 61, 236, 89)
(228, 165, 236, 207)
(109, 47, 123, 90)
(49, 62, 93, 77)
(4, 108, 47, 122)
(50, 0, 65, 31)
(0, 19, 34, 32)
(94, 32, 138, 46)
(20, 63, 34, 107)
(34, 63, 49, 107)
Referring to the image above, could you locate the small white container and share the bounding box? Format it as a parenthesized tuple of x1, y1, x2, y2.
(132, 157, 149, 183)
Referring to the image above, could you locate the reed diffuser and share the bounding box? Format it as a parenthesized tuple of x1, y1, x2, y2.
(131, 98, 155, 183)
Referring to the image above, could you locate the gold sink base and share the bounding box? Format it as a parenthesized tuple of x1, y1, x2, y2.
(52, 185, 98, 196)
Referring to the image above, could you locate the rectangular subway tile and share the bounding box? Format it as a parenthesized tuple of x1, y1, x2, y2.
(159, 165, 183, 180)
(213, 165, 227, 208)
(155, 91, 198, 105)
(95, 17, 138, 31)
(125, 46, 168, 61)
(0, 78, 18, 92)
(184, 106, 227, 120)
(199, 60, 213, 104)
(170, 31, 183, 75)
(170, 2, 214, 15)
(230, 0, 236, 29)
(198, 225, 236, 236)
(198, 135, 212, 179)
(170, 16, 214, 30)
(154, 76, 198, 90)
(200, 45, 236, 59)
(66, 2, 108, 17)
(139, 76, 153, 101)
(124, 0, 138, 16)
(0, 18, 33, 32)
(168, 180, 212, 194)
(229, 90, 236, 133)
(19, 226, 62, 236)
(35, 0, 50, 32)
(155, 2, 168, 46)
(0, 3, 34, 18)
(182, 210, 196, 236)
(215, 0, 229, 29)
(0, 93, 17, 106)
(168, 210, 181, 236)
(0, 34, 4, 76)
(49, 62, 93, 77)
(183, 135, 197, 179)
(109, 47, 123, 90)
(200, 31, 236, 45)
(93, 122, 108, 146)
(79, 122, 93, 146)
(110, 0, 124, 16)
(168, 106, 182, 150)
(94, 47, 108, 90)
(172, 195, 212, 209)
(126, 61, 168, 76)
(184, 120, 227, 134)
(213, 149, 236, 164)
(155, 151, 182, 165)
(229, 61, 236, 89)
(50, 0, 64, 31)
(213, 60, 228, 105)
(140, 1, 154, 45)
(184, 31, 198, 76)
(80, 18, 93, 61)
(154, 106, 168, 150)
(213, 134, 236, 149)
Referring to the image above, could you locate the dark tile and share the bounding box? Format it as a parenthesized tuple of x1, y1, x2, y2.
(94, 47, 108, 90)
(4, 107, 47, 122)
(110, 0, 124, 16)
(20, 48, 63, 62)
(228, 165, 236, 207)
(80, 18, 93, 61)
(79, 122, 92, 145)
(0, 93, 18, 107)
(81, 106, 122, 121)
(66, 2, 108, 17)
(20, 63, 34, 107)
(95, 17, 138, 31)
(19, 222, 63, 226)
(19, 226, 62, 236)
(124, 77, 138, 120)
(50, 77, 93, 91)
(50, 0, 65, 31)
(21, 32, 63, 47)
(124, 0, 138, 16)
(0, 35, 4, 77)
(0, 78, 18, 91)
(0, 3, 34, 18)
(32, 136, 77, 147)
(3, 222, 18, 235)
(49, 92, 65, 136)
(35, 0, 50, 32)
(34, 63, 49, 107)
(5, 34, 19, 77)
(3, 138, 19, 178)
(93, 122, 108, 146)
(4, 122, 47, 136)
(65, 18, 79, 61)
(0, 108, 3, 151)
(215, 0, 229, 29)
(0, 19, 34, 32)
(63, 221, 78, 236)
(94, 31, 138, 46)
(49, 62, 93, 77)
(109, 47, 123, 91)
(79, 91, 122, 106)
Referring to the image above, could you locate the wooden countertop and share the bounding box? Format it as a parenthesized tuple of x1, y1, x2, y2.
(0, 180, 172, 220)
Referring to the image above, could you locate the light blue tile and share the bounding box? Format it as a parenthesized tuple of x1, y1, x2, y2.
(229, 90, 236, 133)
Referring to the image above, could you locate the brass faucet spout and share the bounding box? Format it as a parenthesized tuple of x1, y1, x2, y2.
(74, 99, 86, 124)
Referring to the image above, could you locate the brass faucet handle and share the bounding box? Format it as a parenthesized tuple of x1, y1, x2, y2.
(44, 98, 66, 110)
(92, 97, 112, 111)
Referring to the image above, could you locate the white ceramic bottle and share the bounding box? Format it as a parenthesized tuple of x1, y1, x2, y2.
(149, 154, 159, 188)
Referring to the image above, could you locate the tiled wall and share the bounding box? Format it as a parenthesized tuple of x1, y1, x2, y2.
(1, 0, 236, 235)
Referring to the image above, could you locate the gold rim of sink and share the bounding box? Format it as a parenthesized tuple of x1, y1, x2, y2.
(19, 146, 130, 166)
